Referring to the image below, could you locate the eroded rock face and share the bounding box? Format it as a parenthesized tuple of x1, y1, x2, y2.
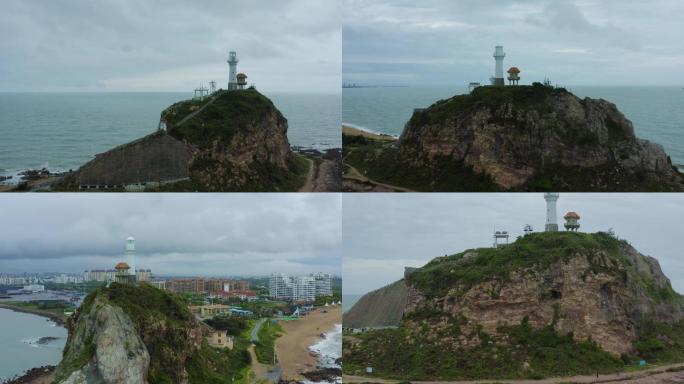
(402, 244, 684, 356)
(188, 107, 292, 190)
(399, 86, 682, 190)
(56, 296, 149, 384)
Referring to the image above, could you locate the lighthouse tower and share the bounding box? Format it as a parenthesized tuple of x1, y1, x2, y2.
(493, 46, 506, 86)
(125, 237, 136, 277)
(227, 51, 239, 91)
(544, 193, 559, 232)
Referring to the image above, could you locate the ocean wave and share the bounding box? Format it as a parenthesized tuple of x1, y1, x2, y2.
(309, 323, 341, 368)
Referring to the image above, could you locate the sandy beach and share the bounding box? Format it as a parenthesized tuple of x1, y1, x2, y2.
(342, 125, 397, 141)
(275, 306, 341, 382)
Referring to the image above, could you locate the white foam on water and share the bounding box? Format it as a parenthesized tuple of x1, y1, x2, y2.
(305, 323, 342, 384)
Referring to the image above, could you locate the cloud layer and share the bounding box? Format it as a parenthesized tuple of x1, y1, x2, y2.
(343, 0, 684, 86)
(0, 0, 341, 92)
(0, 194, 341, 277)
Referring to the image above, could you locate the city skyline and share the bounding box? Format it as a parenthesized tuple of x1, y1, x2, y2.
(0, 194, 341, 276)
(343, 0, 684, 86)
(343, 193, 684, 295)
(0, 0, 341, 93)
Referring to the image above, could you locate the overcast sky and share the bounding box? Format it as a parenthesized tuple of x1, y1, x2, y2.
(0, 0, 341, 93)
(344, 193, 684, 296)
(343, 0, 684, 86)
(0, 194, 341, 277)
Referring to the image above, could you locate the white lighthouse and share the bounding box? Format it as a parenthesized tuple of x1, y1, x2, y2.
(493, 45, 505, 86)
(125, 237, 136, 277)
(544, 193, 559, 232)
(227, 51, 239, 91)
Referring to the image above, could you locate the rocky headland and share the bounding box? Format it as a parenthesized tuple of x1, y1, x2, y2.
(343, 232, 684, 381)
(47, 88, 333, 192)
(52, 283, 250, 384)
(343, 83, 684, 191)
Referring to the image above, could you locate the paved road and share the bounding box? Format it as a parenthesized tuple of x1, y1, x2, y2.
(251, 318, 266, 343)
(344, 363, 684, 384)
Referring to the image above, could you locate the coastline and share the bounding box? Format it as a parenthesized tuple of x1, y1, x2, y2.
(0, 304, 67, 327)
(342, 124, 397, 141)
(275, 306, 342, 382)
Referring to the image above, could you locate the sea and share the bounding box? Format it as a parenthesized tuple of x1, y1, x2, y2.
(306, 323, 342, 384)
(0, 308, 66, 382)
(343, 86, 684, 167)
(0, 92, 341, 183)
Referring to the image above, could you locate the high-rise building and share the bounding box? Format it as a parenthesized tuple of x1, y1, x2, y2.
(269, 273, 330, 302)
(166, 278, 206, 294)
(313, 273, 332, 296)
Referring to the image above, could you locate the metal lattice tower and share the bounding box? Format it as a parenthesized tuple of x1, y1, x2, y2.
(493, 230, 509, 248)
(209, 81, 216, 93)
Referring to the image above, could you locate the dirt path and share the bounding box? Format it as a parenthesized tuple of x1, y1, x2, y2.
(298, 158, 316, 192)
(343, 162, 414, 192)
(174, 94, 218, 127)
(275, 307, 341, 382)
(344, 363, 684, 384)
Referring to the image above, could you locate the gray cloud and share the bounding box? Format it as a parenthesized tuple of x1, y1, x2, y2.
(343, 0, 684, 86)
(0, 0, 341, 92)
(343, 193, 684, 295)
(0, 194, 341, 277)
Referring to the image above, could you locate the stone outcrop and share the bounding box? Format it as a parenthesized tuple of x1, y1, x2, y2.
(348, 232, 684, 356)
(163, 88, 302, 191)
(54, 284, 207, 384)
(398, 84, 684, 191)
(55, 295, 149, 383)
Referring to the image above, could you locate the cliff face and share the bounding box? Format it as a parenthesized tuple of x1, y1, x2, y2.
(163, 88, 304, 191)
(397, 84, 683, 191)
(54, 284, 206, 384)
(343, 279, 409, 328)
(344, 232, 684, 380)
(55, 295, 150, 383)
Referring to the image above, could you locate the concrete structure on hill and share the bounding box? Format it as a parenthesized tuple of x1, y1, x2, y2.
(493, 230, 509, 248)
(545, 193, 560, 232)
(189, 304, 231, 318)
(207, 330, 233, 349)
(125, 237, 136, 277)
(227, 51, 239, 90)
(237, 73, 248, 90)
(493, 46, 506, 86)
(507, 67, 520, 85)
(114, 262, 135, 284)
(72, 132, 193, 191)
(564, 212, 580, 231)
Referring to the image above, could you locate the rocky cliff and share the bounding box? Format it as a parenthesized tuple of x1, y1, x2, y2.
(344, 232, 684, 380)
(343, 279, 408, 328)
(162, 88, 308, 191)
(57, 88, 309, 192)
(54, 283, 249, 384)
(343, 83, 684, 191)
